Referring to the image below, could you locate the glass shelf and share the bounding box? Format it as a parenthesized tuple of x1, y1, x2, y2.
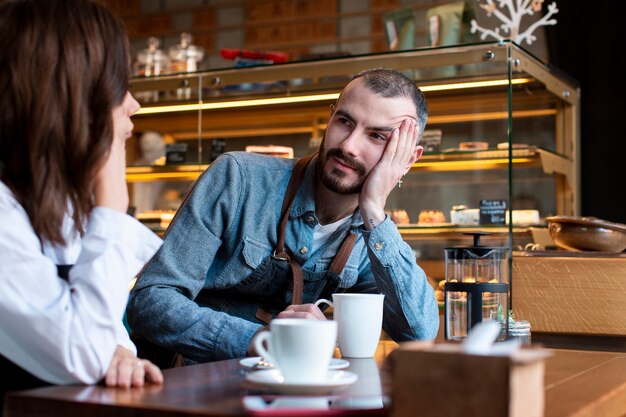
(126, 148, 571, 182)
(127, 41, 580, 276)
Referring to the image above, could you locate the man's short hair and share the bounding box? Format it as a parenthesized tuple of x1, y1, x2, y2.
(350, 68, 428, 141)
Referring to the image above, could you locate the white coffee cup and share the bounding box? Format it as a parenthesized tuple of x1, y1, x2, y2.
(315, 293, 384, 358)
(253, 318, 337, 383)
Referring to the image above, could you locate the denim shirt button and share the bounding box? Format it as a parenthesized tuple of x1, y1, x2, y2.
(305, 216, 315, 224)
(300, 246, 309, 254)
(374, 242, 383, 251)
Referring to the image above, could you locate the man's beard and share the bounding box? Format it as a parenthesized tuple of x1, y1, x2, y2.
(317, 146, 367, 195)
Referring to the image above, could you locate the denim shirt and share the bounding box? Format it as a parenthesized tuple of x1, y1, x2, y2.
(127, 152, 438, 363)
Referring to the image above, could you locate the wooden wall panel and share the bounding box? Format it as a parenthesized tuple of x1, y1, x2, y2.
(192, 9, 216, 30)
(512, 254, 626, 336)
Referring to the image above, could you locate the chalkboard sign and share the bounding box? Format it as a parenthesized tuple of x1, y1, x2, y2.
(210, 138, 226, 162)
(166, 143, 188, 164)
(479, 199, 507, 225)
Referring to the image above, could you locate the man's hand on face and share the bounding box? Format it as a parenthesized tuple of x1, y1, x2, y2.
(359, 118, 420, 230)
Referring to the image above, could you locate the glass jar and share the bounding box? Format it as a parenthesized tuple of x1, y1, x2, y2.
(134, 37, 169, 102)
(508, 319, 531, 345)
(169, 33, 204, 73)
(134, 37, 169, 77)
(444, 232, 509, 341)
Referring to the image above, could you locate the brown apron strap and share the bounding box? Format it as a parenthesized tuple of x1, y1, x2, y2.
(328, 232, 358, 275)
(274, 152, 356, 307)
(255, 308, 273, 325)
(289, 259, 304, 305)
(274, 153, 316, 306)
(274, 154, 316, 258)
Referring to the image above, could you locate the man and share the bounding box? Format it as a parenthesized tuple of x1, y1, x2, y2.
(127, 68, 439, 364)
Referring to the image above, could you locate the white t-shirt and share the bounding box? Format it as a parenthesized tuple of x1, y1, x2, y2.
(0, 181, 162, 384)
(312, 215, 352, 253)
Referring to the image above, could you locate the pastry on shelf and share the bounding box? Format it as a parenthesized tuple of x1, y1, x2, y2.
(245, 145, 293, 158)
(450, 205, 479, 226)
(385, 209, 410, 224)
(434, 280, 445, 303)
(496, 142, 530, 149)
(418, 209, 446, 225)
(459, 141, 489, 151)
(136, 210, 176, 229)
(506, 209, 541, 226)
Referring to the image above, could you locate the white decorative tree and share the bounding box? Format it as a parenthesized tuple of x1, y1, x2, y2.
(470, 0, 559, 45)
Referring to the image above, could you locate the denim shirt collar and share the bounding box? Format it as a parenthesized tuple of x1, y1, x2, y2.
(289, 154, 364, 229)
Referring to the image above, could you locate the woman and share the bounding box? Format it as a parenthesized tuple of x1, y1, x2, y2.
(0, 0, 163, 404)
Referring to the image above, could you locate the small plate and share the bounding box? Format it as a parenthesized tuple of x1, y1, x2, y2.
(239, 357, 350, 370)
(245, 369, 358, 394)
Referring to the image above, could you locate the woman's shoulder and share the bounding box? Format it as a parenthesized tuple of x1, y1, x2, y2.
(0, 180, 76, 249)
(0, 180, 21, 211)
(0, 181, 44, 252)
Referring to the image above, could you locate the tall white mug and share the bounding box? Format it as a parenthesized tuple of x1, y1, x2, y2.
(253, 318, 337, 383)
(315, 293, 384, 358)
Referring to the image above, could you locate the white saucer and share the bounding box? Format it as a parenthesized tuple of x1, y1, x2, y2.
(245, 369, 358, 394)
(239, 357, 350, 370)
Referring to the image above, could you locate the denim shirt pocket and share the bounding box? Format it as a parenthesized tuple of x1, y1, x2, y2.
(303, 257, 358, 299)
(297, 267, 326, 302)
(311, 257, 359, 288)
(215, 236, 273, 289)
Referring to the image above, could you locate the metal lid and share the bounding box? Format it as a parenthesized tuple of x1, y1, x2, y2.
(445, 232, 508, 258)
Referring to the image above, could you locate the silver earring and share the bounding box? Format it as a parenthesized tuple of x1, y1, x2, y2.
(397, 179, 403, 188)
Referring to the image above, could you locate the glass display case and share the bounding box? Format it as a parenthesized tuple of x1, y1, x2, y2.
(127, 41, 580, 282)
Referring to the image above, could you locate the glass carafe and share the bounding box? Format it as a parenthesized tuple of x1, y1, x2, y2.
(444, 232, 509, 341)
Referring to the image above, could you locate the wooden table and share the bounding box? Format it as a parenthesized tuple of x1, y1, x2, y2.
(4, 342, 626, 417)
(543, 348, 626, 417)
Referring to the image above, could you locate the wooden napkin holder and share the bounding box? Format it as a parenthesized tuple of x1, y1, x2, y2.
(390, 341, 551, 417)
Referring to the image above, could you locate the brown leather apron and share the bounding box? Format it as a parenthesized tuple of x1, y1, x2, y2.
(255, 154, 357, 324)
(134, 154, 360, 366)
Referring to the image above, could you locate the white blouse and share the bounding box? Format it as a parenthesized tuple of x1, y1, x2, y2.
(0, 181, 162, 384)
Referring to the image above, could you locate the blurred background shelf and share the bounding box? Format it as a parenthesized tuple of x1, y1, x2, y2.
(127, 42, 579, 283)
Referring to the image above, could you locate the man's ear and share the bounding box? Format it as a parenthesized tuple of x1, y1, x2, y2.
(329, 103, 336, 118)
(404, 145, 424, 175)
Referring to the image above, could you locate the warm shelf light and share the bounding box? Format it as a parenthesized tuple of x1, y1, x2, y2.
(126, 156, 539, 182)
(135, 78, 532, 115)
(429, 109, 555, 124)
(125, 170, 206, 182)
(420, 78, 531, 92)
(397, 225, 533, 236)
(136, 93, 340, 115)
(412, 157, 537, 171)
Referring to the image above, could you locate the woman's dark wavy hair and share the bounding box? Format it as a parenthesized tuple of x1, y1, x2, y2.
(0, 0, 129, 245)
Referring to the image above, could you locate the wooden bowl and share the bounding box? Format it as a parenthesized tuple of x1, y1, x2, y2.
(546, 216, 626, 252)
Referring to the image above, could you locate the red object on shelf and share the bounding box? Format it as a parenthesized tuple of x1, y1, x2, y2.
(220, 48, 288, 62)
